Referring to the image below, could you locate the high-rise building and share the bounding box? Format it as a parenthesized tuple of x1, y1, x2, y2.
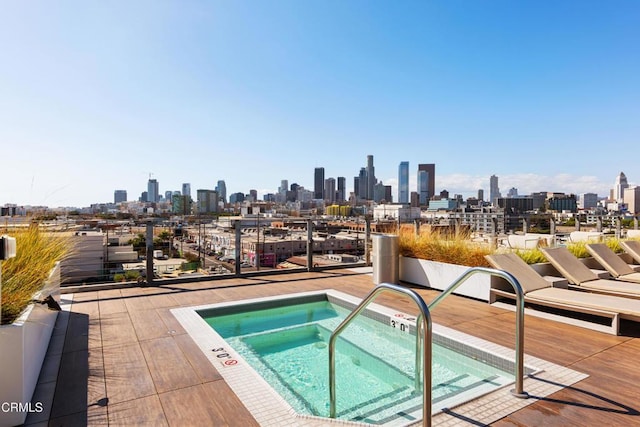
(114, 190, 127, 204)
(182, 183, 191, 199)
(279, 180, 288, 195)
(357, 168, 368, 199)
(489, 175, 501, 206)
(398, 161, 409, 204)
(507, 188, 518, 198)
(579, 193, 598, 210)
(324, 178, 336, 203)
(417, 164, 435, 202)
(366, 155, 375, 200)
(625, 186, 640, 214)
(215, 180, 226, 204)
(478, 189, 484, 202)
(314, 168, 325, 199)
(418, 170, 428, 205)
(147, 179, 159, 203)
(197, 189, 218, 214)
(164, 191, 173, 201)
(337, 177, 346, 202)
(614, 172, 629, 203)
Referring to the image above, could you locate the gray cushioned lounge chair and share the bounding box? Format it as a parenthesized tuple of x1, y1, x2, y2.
(585, 243, 640, 284)
(486, 252, 640, 335)
(540, 247, 640, 298)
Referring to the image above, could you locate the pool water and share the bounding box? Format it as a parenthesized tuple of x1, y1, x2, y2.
(202, 299, 514, 424)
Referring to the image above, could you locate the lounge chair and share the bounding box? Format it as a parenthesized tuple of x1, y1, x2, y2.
(539, 247, 640, 298)
(585, 243, 640, 284)
(620, 240, 640, 264)
(486, 253, 640, 335)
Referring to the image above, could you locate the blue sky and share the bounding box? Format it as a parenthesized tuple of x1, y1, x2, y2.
(1, 1, 638, 207)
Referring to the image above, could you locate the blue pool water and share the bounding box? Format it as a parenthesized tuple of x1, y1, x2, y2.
(202, 298, 514, 424)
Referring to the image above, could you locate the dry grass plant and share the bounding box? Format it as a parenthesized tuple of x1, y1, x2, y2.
(397, 227, 493, 268)
(1, 225, 71, 325)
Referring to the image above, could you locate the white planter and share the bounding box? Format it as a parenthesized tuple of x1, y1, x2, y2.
(400, 256, 491, 301)
(0, 263, 60, 427)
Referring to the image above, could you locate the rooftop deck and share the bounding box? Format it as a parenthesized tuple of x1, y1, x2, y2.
(26, 269, 640, 426)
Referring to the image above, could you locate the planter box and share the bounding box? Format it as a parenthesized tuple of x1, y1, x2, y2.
(0, 263, 60, 427)
(400, 256, 491, 301)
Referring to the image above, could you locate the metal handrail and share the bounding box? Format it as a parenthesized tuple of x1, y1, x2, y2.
(428, 267, 528, 398)
(328, 283, 432, 426)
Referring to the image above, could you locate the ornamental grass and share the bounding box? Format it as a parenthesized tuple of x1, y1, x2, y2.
(1, 225, 71, 325)
(397, 227, 493, 268)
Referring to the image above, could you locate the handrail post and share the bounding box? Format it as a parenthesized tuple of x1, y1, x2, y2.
(329, 283, 432, 427)
(428, 267, 528, 399)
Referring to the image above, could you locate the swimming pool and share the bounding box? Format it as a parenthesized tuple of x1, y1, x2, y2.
(182, 290, 534, 426)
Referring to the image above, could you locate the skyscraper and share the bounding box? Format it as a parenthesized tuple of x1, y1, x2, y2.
(614, 172, 629, 203)
(337, 177, 346, 202)
(314, 167, 325, 199)
(147, 179, 159, 203)
(418, 170, 428, 205)
(489, 175, 501, 206)
(366, 155, 375, 200)
(324, 178, 336, 203)
(182, 183, 191, 199)
(417, 164, 435, 202)
(216, 180, 226, 204)
(398, 161, 409, 204)
(114, 190, 127, 204)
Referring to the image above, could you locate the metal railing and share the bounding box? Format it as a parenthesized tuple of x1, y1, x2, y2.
(328, 283, 432, 426)
(428, 266, 528, 398)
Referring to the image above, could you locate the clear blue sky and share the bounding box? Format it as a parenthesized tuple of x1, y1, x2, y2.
(1, 1, 638, 207)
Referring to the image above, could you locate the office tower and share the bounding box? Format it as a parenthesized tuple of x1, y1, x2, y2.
(279, 180, 288, 195)
(182, 183, 191, 199)
(507, 188, 518, 198)
(417, 164, 435, 202)
(398, 161, 409, 204)
(625, 186, 640, 214)
(197, 189, 218, 214)
(164, 191, 173, 201)
(314, 167, 325, 199)
(172, 194, 191, 215)
(418, 170, 428, 205)
(353, 177, 360, 199)
(114, 190, 127, 204)
(229, 192, 245, 204)
(489, 175, 501, 206)
(215, 180, 226, 203)
(366, 155, 375, 200)
(358, 168, 368, 199)
(249, 189, 258, 201)
(614, 172, 629, 203)
(579, 193, 598, 210)
(478, 189, 484, 202)
(440, 189, 449, 199)
(147, 179, 159, 203)
(325, 178, 336, 203)
(337, 177, 346, 202)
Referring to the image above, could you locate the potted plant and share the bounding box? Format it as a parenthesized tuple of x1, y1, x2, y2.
(397, 227, 496, 301)
(0, 225, 70, 427)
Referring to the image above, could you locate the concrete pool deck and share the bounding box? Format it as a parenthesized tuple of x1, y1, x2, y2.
(22, 268, 640, 426)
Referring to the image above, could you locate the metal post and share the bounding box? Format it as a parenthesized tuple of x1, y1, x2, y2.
(428, 267, 527, 399)
(329, 283, 432, 426)
(365, 217, 371, 266)
(145, 220, 154, 286)
(234, 221, 241, 276)
(307, 219, 314, 271)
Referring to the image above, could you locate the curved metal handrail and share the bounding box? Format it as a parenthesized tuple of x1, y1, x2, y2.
(328, 283, 432, 426)
(428, 266, 528, 398)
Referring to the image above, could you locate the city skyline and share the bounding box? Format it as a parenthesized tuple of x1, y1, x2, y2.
(1, 1, 638, 207)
